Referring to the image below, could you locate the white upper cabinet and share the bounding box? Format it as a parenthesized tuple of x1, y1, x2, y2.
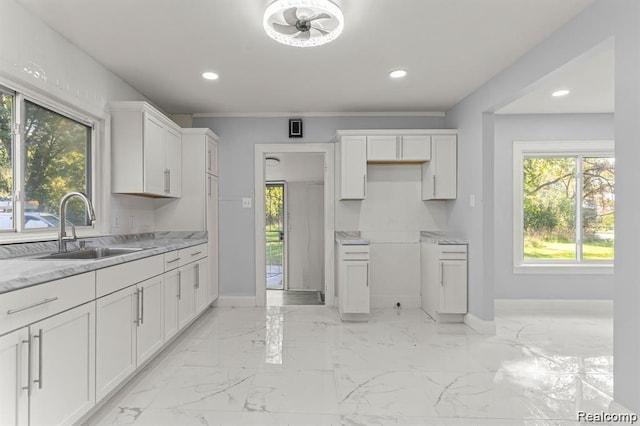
(366, 135, 431, 163)
(422, 134, 457, 200)
(339, 135, 367, 200)
(111, 101, 182, 198)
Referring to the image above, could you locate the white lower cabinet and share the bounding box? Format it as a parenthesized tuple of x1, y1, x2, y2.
(29, 302, 95, 426)
(439, 259, 468, 314)
(194, 259, 210, 315)
(337, 244, 370, 319)
(95, 275, 165, 401)
(421, 243, 468, 322)
(0, 327, 29, 426)
(177, 264, 196, 331)
(163, 268, 180, 342)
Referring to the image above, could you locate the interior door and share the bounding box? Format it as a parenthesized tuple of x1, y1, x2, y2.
(265, 183, 285, 290)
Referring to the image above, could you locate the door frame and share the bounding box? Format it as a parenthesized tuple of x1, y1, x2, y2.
(255, 143, 335, 307)
(265, 180, 287, 291)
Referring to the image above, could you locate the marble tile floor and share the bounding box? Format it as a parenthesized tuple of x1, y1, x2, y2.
(85, 300, 613, 426)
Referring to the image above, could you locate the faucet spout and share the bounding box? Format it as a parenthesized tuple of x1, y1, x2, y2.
(58, 192, 96, 253)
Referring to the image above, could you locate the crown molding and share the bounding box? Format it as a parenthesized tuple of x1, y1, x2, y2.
(192, 111, 446, 118)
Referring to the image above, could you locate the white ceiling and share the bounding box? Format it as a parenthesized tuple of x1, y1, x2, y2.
(16, 0, 594, 115)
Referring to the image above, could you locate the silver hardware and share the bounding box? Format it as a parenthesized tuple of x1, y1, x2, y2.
(191, 251, 202, 257)
(140, 286, 145, 325)
(167, 257, 180, 264)
(33, 329, 43, 389)
(440, 262, 444, 286)
(168, 169, 171, 193)
(164, 169, 170, 193)
(7, 297, 59, 315)
(366, 263, 369, 287)
(208, 175, 212, 197)
(134, 289, 140, 326)
(177, 271, 182, 300)
(21, 339, 30, 392)
(363, 174, 366, 197)
(195, 263, 200, 289)
(208, 148, 212, 172)
(58, 192, 96, 253)
(432, 175, 436, 197)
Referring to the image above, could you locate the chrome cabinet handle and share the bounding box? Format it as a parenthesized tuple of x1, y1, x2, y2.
(134, 289, 140, 326)
(433, 175, 436, 197)
(177, 271, 182, 300)
(33, 329, 43, 389)
(208, 175, 212, 197)
(167, 257, 180, 264)
(194, 263, 200, 289)
(140, 286, 145, 325)
(21, 339, 30, 392)
(366, 262, 369, 287)
(440, 262, 444, 286)
(7, 297, 58, 315)
(363, 174, 366, 197)
(208, 148, 212, 172)
(191, 251, 202, 257)
(168, 169, 171, 193)
(164, 169, 170, 193)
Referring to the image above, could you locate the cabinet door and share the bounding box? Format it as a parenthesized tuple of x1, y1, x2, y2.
(207, 175, 219, 303)
(401, 135, 431, 161)
(0, 328, 29, 426)
(341, 261, 370, 314)
(143, 113, 166, 195)
(422, 135, 457, 200)
(367, 135, 397, 161)
(438, 260, 467, 314)
(29, 303, 95, 426)
(206, 137, 218, 176)
(95, 286, 136, 400)
(177, 265, 196, 331)
(137, 276, 165, 366)
(340, 136, 367, 200)
(165, 127, 182, 197)
(163, 269, 180, 341)
(194, 259, 210, 315)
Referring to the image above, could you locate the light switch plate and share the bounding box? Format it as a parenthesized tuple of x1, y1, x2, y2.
(242, 197, 252, 208)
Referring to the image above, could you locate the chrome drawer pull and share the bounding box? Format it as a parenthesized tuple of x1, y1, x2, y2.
(167, 258, 180, 264)
(7, 297, 59, 315)
(191, 251, 203, 256)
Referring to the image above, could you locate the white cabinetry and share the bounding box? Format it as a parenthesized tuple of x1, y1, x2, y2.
(337, 244, 370, 319)
(0, 328, 29, 426)
(421, 243, 467, 322)
(422, 135, 457, 200)
(156, 129, 219, 304)
(338, 135, 367, 200)
(111, 101, 182, 198)
(29, 302, 95, 426)
(95, 255, 165, 400)
(367, 135, 431, 162)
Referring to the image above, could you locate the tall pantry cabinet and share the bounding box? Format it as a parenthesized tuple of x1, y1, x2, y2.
(155, 128, 219, 304)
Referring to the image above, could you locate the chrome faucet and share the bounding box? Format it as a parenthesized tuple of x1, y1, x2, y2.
(58, 192, 96, 253)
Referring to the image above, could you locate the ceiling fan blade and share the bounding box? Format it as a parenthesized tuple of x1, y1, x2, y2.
(294, 30, 311, 40)
(283, 7, 299, 26)
(272, 22, 299, 35)
(307, 13, 331, 22)
(311, 25, 330, 35)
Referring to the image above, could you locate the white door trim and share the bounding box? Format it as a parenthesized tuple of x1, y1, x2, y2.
(255, 143, 335, 307)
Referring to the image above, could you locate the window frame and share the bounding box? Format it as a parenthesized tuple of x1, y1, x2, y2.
(0, 79, 106, 243)
(512, 140, 614, 275)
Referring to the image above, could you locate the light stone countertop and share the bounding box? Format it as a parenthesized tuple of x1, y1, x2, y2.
(335, 231, 370, 245)
(0, 231, 207, 295)
(420, 231, 469, 245)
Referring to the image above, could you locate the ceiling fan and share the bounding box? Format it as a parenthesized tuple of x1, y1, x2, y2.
(263, 0, 344, 47)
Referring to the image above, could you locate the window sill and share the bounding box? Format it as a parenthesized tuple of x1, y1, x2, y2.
(0, 228, 101, 245)
(514, 263, 613, 275)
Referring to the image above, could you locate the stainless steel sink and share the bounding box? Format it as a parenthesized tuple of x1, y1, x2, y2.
(35, 247, 146, 260)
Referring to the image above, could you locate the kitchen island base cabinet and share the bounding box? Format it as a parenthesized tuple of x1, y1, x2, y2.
(0, 328, 29, 426)
(29, 303, 95, 426)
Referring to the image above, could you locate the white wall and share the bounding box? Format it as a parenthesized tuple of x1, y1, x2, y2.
(493, 113, 614, 299)
(444, 0, 640, 412)
(1, 0, 157, 235)
(191, 115, 446, 298)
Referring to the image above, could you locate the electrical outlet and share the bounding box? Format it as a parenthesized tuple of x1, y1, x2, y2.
(242, 197, 252, 208)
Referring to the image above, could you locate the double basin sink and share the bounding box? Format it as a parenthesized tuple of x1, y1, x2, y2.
(35, 247, 148, 260)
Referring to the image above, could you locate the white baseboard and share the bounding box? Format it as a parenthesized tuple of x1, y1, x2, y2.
(370, 294, 421, 309)
(216, 296, 257, 307)
(464, 312, 497, 335)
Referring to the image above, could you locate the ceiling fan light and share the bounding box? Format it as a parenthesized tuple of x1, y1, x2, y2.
(263, 0, 344, 47)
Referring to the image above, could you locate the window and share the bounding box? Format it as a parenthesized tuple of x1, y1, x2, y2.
(513, 141, 614, 273)
(0, 86, 94, 234)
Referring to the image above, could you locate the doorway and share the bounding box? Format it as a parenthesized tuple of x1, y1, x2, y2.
(254, 143, 335, 307)
(265, 182, 286, 291)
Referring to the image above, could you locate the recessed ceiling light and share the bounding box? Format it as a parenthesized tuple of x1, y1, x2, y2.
(552, 89, 570, 97)
(389, 69, 407, 79)
(202, 72, 219, 80)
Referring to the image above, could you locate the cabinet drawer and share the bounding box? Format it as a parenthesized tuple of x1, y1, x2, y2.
(0, 272, 95, 336)
(164, 250, 180, 271)
(178, 244, 208, 266)
(340, 245, 370, 261)
(439, 245, 467, 260)
(97, 255, 164, 298)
